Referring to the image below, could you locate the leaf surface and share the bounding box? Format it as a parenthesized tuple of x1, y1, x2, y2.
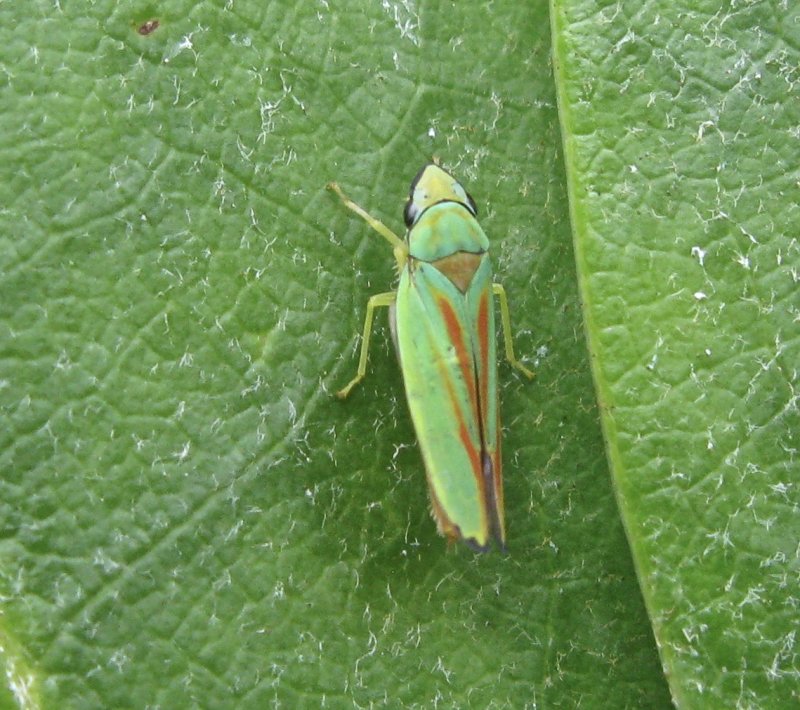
(0, 1, 672, 707)
(552, 0, 800, 706)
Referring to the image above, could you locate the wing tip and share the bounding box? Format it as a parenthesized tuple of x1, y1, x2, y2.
(430, 484, 507, 553)
(462, 533, 507, 555)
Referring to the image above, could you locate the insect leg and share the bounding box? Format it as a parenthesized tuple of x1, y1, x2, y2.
(337, 291, 397, 399)
(493, 283, 535, 380)
(328, 182, 406, 249)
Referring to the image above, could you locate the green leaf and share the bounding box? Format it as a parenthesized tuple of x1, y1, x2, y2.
(0, 1, 673, 707)
(552, 0, 800, 706)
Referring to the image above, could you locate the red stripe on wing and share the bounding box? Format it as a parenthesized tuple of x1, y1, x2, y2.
(478, 288, 504, 545)
(434, 293, 500, 544)
(425, 346, 487, 541)
(477, 289, 491, 433)
(436, 296, 479, 424)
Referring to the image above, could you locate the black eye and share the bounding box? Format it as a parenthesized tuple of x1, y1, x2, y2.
(465, 190, 478, 216)
(403, 200, 416, 227)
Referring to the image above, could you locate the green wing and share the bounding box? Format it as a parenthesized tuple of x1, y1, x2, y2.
(394, 255, 502, 551)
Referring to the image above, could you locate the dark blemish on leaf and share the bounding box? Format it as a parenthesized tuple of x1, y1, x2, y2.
(137, 20, 160, 36)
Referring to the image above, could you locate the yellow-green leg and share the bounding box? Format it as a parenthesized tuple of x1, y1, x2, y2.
(337, 291, 397, 399)
(327, 182, 408, 271)
(493, 283, 535, 380)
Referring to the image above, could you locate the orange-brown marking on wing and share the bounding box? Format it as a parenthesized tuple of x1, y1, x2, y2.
(426, 347, 487, 542)
(477, 290, 491, 433)
(428, 485, 461, 542)
(433, 252, 482, 294)
(436, 295, 480, 424)
(477, 289, 504, 546)
(491, 410, 504, 543)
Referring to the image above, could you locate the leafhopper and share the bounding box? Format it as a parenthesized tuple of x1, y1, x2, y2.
(329, 163, 533, 552)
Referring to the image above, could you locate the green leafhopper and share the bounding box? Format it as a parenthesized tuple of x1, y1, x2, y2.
(329, 162, 533, 552)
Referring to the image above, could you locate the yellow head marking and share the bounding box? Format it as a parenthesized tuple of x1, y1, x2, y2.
(403, 164, 477, 227)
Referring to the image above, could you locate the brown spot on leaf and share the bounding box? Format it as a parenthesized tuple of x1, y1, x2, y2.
(137, 20, 160, 36)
